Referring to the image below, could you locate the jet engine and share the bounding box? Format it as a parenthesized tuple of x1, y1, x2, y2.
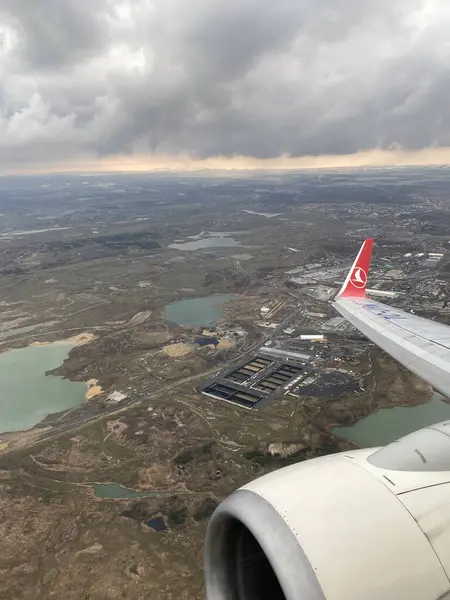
(204, 422, 450, 600)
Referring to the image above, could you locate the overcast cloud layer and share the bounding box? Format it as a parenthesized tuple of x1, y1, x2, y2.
(2, 0, 450, 172)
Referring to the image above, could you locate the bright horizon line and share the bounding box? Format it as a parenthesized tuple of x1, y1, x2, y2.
(3, 146, 450, 176)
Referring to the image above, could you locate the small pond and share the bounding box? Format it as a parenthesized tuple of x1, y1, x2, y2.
(146, 517, 167, 531)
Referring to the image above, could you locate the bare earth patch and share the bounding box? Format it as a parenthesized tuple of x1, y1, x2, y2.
(86, 379, 103, 400)
(162, 343, 192, 357)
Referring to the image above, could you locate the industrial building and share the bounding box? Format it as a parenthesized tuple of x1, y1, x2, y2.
(259, 346, 312, 361)
(366, 289, 399, 299)
(198, 347, 312, 410)
(201, 381, 263, 409)
(424, 258, 441, 268)
(321, 316, 362, 337)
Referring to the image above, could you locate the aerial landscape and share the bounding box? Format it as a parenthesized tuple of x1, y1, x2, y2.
(3, 0, 450, 597)
(2, 168, 450, 598)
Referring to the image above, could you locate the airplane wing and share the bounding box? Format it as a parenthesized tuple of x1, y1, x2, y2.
(205, 239, 450, 600)
(333, 238, 450, 398)
(205, 238, 450, 600)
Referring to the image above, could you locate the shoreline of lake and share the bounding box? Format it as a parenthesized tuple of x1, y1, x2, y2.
(333, 393, 450, 447)
(164, 294, 235, 328)
(0, 339, 96, 435)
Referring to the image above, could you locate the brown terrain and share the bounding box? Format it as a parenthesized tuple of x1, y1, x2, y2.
(0, 170, 448, 598)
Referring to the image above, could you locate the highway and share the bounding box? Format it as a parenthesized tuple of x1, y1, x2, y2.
(233, 258, 306, 303)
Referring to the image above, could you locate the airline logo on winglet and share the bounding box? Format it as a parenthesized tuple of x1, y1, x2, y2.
(337, 238, 374, 298)
(350, 267, 367, 289)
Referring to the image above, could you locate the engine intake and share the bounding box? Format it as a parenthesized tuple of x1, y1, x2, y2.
(205, 489, 324, 600)
(204, 427, 450, 600)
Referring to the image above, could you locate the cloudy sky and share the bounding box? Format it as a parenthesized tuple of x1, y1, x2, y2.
(2, 0, 450, 173)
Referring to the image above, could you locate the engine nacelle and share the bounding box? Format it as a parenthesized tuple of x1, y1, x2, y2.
(205, 421, 450, 600)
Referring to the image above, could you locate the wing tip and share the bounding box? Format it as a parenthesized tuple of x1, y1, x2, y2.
(337, 238, 374, 299)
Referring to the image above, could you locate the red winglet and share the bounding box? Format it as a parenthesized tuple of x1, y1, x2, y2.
(337, 238, 374, 298)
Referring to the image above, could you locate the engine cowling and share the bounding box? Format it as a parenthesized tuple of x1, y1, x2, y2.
(204, 422, 450, 600)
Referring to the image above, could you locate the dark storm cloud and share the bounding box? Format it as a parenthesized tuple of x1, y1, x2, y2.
(1, 0, 110, 70)
(2, 0, 450, 169)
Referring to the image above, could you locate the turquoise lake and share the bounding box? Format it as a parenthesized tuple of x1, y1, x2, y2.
(164, 294, 235, 327)
(0, 343, 86, 434)
(333, 394, 450, 447)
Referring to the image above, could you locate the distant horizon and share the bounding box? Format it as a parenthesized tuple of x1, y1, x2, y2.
(4, 2, 450, 181)
(3, 147, 450, 177)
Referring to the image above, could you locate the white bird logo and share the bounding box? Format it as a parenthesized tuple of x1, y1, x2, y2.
(350, 267, 367, 288)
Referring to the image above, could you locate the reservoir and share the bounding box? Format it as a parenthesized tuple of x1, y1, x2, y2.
(333, 394, 450, 447)
(0, 343, 86, 434)
(169, 232, 242, 251)
(164, 294, 235, 327)
(92, 483, 174, 499)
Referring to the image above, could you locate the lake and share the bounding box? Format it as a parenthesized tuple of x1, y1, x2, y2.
(92, 483, 174, 499)
(164, 294, 235, 327)
(169, 232, 242, 250)
(0, 343, 86, 434)
(146, 517, 167, 531)
(333, 394, 450, 447)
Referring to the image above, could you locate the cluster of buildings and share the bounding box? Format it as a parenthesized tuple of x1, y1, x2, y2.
(198, 239, 449, 411)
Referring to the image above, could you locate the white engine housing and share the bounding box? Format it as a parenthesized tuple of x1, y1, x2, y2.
(204, 421, 450, 600)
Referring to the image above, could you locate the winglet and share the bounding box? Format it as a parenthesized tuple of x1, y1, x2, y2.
(336, 238, 374, 298)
